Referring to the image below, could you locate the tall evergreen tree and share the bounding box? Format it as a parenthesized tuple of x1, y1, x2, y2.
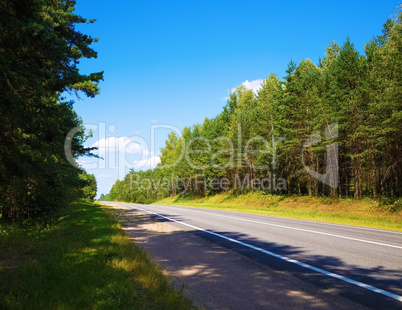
(0, 0, 103, 220)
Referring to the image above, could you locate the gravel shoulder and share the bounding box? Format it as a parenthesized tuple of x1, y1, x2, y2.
(108, 203, 368, 310)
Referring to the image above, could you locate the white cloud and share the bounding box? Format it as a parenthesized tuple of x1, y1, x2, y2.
(221, 78, 263, 102)
(230, 78, 263, 95)
(91, 137, 151, 155)
(132, 156, 161, 171)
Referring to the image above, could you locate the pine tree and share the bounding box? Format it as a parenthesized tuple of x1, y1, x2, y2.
(0, 0, 103, 220)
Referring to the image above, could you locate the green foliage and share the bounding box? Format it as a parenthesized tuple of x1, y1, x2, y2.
(0, 0, 103, 221)
(107, 5, 401, 203)
(0, 201, 193, 309)
(376, 197, 402, 213)
(99, 193, 111, 201)
(136, 194, 147, 204)
(108, 169, 165, 204)
(79, 172, 97, 202)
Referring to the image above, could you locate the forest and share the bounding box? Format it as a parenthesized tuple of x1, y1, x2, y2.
(0, 0, 101, 221)
(106, 10, 401, 204)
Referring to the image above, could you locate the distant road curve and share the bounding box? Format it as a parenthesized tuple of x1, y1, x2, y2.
(102, 201, 402, 309)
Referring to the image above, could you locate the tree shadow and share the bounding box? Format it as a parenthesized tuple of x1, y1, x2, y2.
(119, 207, 402, 310)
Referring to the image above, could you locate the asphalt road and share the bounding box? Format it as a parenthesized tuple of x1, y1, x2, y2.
(102, 202, 402, 309)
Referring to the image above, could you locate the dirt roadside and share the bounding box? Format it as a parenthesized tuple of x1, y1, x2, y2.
(107, 204, 368, 310)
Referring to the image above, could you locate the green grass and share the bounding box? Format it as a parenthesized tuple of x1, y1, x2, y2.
(0, 201, 194, 310)
(155, 192, 402, 231)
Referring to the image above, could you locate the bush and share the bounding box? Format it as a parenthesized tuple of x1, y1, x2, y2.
(136, 195, 146, 204)
(374, 197, 402, 212)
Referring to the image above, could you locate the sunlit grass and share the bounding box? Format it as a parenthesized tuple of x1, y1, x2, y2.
(0, 201, 194, 310)
(155, 192, 402, 231)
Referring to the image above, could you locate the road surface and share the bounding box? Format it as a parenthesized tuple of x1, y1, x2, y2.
(102, 201, 402, 309)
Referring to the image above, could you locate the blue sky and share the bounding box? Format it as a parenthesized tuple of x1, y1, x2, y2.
(70, 0, 399, 197)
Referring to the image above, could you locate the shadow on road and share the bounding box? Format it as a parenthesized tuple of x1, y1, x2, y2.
(113, 207, 402, 310)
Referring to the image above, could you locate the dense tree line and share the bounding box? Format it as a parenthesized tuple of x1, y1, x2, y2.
(107, 8, 402, 204)
(0, 0, 102, 221)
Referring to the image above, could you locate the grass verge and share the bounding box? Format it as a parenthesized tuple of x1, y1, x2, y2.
(154, 192, 402, 231)
(0, 201, 194, 310)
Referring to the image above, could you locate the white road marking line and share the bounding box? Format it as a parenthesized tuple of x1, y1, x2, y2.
(161, 204, 402, 235)
(106, 202, 402, 248)
(188, 210, 402, 249)
(132, 205, 402, 303)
